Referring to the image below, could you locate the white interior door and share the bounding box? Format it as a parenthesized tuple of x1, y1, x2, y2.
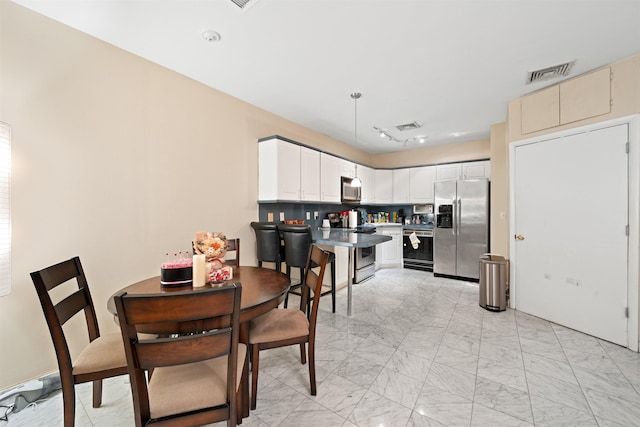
(513, 124, 629, 346)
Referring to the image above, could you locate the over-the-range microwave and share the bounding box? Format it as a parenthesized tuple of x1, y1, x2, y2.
(341, 176, 361, 204)
(413, 203, 433, 214)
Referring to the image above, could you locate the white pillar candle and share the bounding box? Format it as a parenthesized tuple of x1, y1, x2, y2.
(192, 254, 206, 287)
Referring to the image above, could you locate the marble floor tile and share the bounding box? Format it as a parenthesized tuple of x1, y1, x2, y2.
(529, 394, 598, 426)
(347, 390, 412, 427)
(425, 362, 476, 401)
(471, 403, 534, 427)
(334, 354, 385, 388)
(384, 348, 433, 381)
(369, 366, 423, 409)
(6, 268, 640, 426)
(474, 376, 533, 423)
(476, 357, 528, 392)
(434, 344, 479, 375)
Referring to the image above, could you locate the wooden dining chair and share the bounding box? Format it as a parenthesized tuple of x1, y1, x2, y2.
(30, 256, 128, 427)
(225, 238, 240, 266)
(248, 245, 330, 410)
(114, 283, 246, 427)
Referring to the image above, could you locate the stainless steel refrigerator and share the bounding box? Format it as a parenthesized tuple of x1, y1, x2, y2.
(434, 179, 488, 280)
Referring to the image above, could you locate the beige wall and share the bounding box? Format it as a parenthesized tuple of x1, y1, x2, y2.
(370, 139, 490, 168)
(0, 1, 375, 389)
(489, 123, 509, 257)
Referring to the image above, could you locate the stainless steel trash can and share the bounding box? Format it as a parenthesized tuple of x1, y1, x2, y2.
(479, 254, 509, 311)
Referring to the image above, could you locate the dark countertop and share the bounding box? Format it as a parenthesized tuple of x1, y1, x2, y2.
(311, 228, 392, 248)
(403, 224, 434, 230)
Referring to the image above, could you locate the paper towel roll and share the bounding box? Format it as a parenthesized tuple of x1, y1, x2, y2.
(348, 210, 358, 229)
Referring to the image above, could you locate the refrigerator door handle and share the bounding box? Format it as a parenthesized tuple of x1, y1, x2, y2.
(457, 198, 461, 236)
(452, 199, 457, 236)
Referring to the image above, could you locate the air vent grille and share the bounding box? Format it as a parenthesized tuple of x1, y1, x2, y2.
(395, 121, 421, 132)
(526, 61, 575, 84)
(230, 0, 258, 9)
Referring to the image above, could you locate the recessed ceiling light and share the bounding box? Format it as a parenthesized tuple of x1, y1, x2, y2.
(201, 30, 221, 42)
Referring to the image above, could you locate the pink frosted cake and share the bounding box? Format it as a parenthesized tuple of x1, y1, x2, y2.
(161, 258, 193, 287)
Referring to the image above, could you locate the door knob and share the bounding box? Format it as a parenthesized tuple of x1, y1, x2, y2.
(515, 234, 525, 241)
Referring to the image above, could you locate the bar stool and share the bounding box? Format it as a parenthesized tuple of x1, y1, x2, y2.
(278, 224, 336, 313)
(250, 222, 284, 273)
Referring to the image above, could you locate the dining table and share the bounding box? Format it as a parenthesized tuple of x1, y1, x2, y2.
(311, 227, 391, 316)
(106, 265, 291, 420)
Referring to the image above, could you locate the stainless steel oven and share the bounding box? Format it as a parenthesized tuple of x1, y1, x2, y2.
(403, 228, 433, 271)
(353, 228, 376, 283)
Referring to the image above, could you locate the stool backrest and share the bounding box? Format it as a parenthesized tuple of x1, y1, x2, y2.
(278, 224, 311, 269)
(250, 222, 281, 263)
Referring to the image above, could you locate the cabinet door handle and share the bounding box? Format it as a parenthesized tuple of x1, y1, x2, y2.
(515, 234, 525, 241)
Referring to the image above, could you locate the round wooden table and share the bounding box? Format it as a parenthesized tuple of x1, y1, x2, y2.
(107, 266, 290, 419)
(107, 266, 291, 323)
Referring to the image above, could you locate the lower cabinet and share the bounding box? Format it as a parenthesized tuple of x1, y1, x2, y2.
(317, 244, 348, 287)
(376, 227, 403, 269)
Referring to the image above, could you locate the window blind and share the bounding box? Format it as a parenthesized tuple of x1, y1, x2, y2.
(0, 122, 11, 297)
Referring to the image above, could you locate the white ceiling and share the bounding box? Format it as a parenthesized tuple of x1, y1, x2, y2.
(11, 0, 640, 154)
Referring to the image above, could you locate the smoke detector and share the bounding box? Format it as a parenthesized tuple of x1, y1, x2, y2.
(526, 60, 575, 84)
(201, 30, 221, 42)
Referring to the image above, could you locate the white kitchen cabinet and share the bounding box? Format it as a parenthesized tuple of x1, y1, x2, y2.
(376, 226, 403, 268)
(316, 244, 348, 287)
(462, 160, 491, 179)
(374, 169, 393, 204)
(320, 153, 342, 202)
(258, 137, 301, 201)
(258, 138, 321, 201)
(410, 165, 436, 203)
(300, 146, 320, 201)
(436, 161, 490, 181)
(436, 163, 462, 182)
(341, 159, 356, 178)
(359, 165, 375, 204)
(392, 169, 411, 203)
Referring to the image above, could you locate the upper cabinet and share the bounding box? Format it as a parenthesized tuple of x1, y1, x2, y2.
(300, 146, 320, 201)
(436, 161, 490, 182)
(374, 169, 393, 204)
(436, 163, 462, 182)
(359, 165, 375, 204)
(320, 153, 342, 202)
(392, 169, 410, 203)
(462, 160, 491, 179)
(258, 137, 302, 201)
(341, 159, 356, 178)
(410, 166, 436, 203)
(520, 67, 612, 135)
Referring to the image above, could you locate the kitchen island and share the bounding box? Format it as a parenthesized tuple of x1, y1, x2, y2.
(311, 228, 391, 316)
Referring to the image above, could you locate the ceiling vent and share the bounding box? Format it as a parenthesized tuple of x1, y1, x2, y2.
(395, 121, 421, 132)
(526, 60, 575, 84)
(230, 0, 260, 10)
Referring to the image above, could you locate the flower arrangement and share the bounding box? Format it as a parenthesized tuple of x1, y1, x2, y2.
(193, 231, 229, 266)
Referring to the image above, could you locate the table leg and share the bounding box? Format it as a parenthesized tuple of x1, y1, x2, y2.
(239, 322, 250, 418)
(347, 247, 354, 316)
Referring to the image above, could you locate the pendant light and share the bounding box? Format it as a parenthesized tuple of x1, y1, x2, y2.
(350, 92, 362, 187)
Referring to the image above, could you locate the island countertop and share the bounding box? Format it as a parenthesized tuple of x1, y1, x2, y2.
(310, 228, 392, 247)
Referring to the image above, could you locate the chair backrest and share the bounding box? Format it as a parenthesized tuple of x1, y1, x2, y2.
(278, 224, 312, 269)
(114, 283, 242, 425)
(225, 238, 240, 266)
(299, 245, 330, 337)
(250, 222, 282, 263)
(30, 257, 101, 375)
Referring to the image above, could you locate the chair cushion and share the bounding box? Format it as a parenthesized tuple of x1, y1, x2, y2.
(248, 309, 309, 344)
(148, 343, 247, 419)
(73, 332, 127, 376)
